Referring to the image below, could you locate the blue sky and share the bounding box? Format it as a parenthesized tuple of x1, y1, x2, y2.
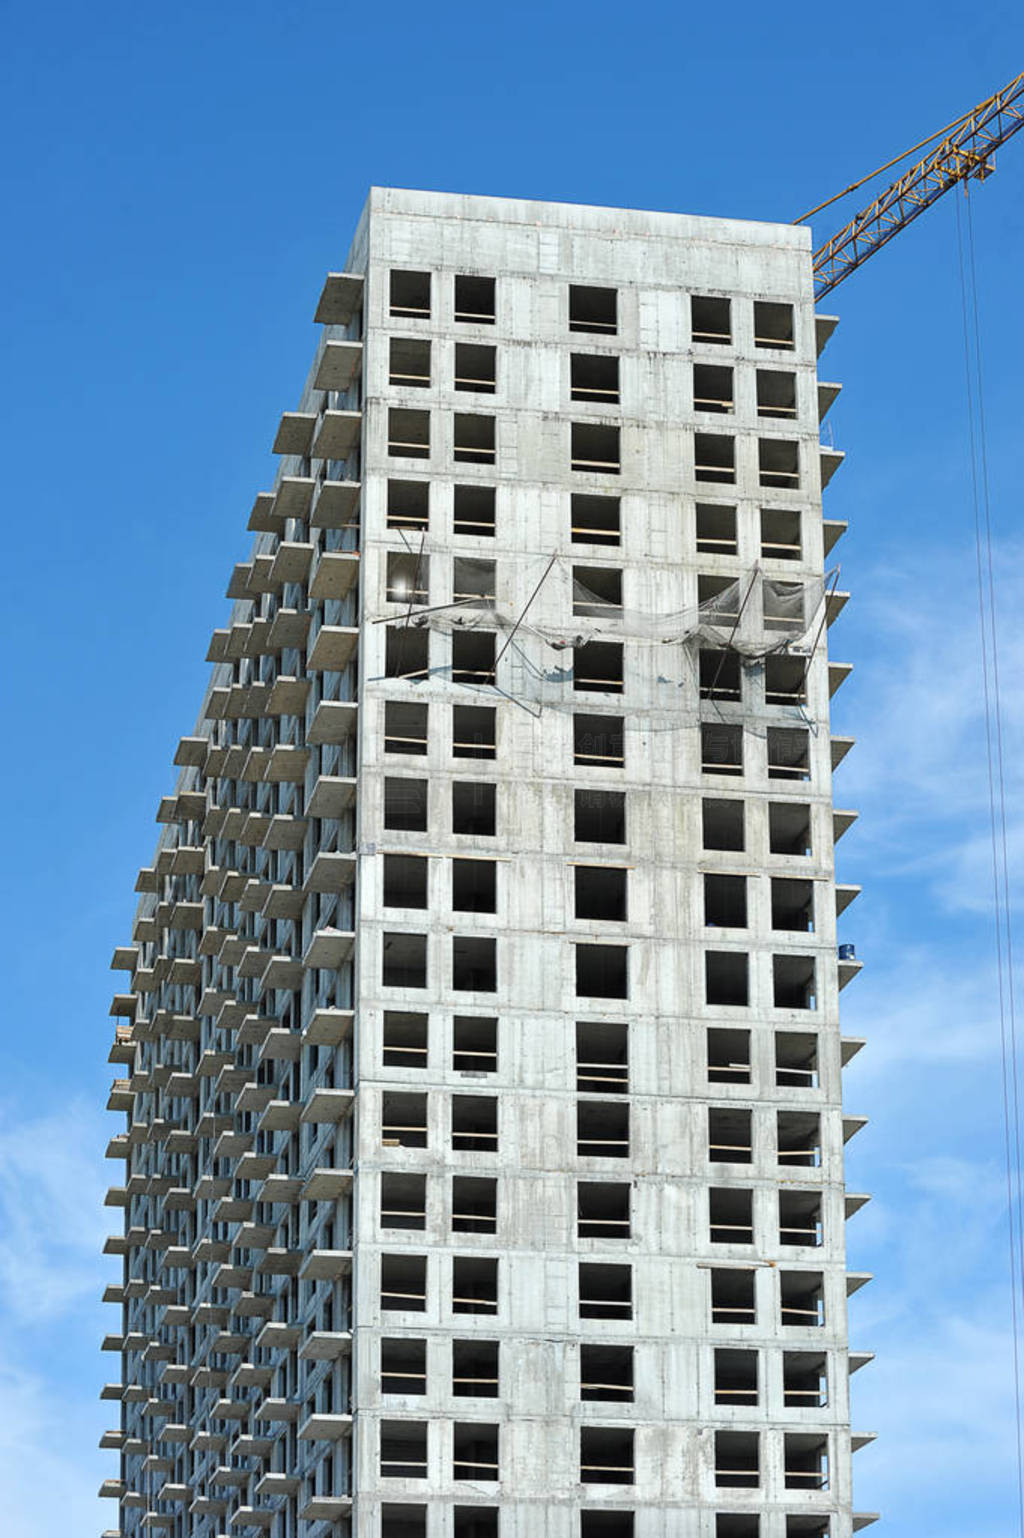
(1, 2, 1023, 1532)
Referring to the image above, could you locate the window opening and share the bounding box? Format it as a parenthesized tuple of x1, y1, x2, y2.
(570, 284, 617, 335)
(692, 295, 731, 344)
(455, 275, 496, 324)
(390, 270, 430, 319)
(455, 343, 496, 394)
(696, 503, 738, 556)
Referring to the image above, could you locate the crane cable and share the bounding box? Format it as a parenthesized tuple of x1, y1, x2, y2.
(954, 187, 1024, 1533)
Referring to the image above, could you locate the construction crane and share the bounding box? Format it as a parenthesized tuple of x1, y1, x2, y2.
(801, 70, 1024, 299)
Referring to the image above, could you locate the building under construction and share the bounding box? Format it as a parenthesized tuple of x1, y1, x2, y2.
(101, 184, 881, 1538)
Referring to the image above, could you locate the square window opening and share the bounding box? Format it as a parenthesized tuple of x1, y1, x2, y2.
(576, 943, 629, 999)
(707, 1026, 751, 1086)
(452, 1255, 498, 1315)
(381, 1252, 427, 1312)
(711, 1267, 756, 1325)
(694, 363, 734, 413)
(710, 1187, 754, 1245)
(575, 865, 628, 923)
(453, 557, 496, 608)
(692, 294, 731, 344)
(382, 1505, 427, 1538)
(701, 879, 741, 922)
(714, 1347, 758, 1406)
(573, 565, 623, 617)
(764, 655, 807, 707)
(380, 1171, 426, 1230)
(384, 700, 428, 756)
(453, 936, 497, 993)
(577, 1181, 631, 1239)
(388, 407, 430, 459)
(387, 479, 429, 532)
(771, 877, 814, 932)
(761, 507, 802, 562)
(759, 438, 800, 489)
(453, 780, 496, 836)
(454, 1509, 499, 1538)
(382, 931, 427, 989)
(705, 950, 749, 1006)
(455, 342, 496, 394)
(701, 724, 743, 778)
(574, 640, 624, 694)
(576, 1021, 629, 1094)
(452, 1095, 498, 1152)
(577, 1098, 630, 1159)
(380, 1420, 428, 1480)
(777, 1111, 821, 1169)
(455, 274, 496, 324)
(580, 1426, 634, 1485)
(386, 550, 429, 606)
(774, 955, 817, 1010)
(572, 493, 621, 546)
(390, 337, 431, 388)
(780, 1191, 823, 1248)
(452, 1175, 497, 1234)
(695, 433, 735, 484)
(574, 713, 625, 769)
(572, 422, 620, 475)
(454, 413, 496, 465)
(570, 284, 617, 335)
(453, 1422, 499, 1482)
(703, 798, 745, 852)
(769, 801, 812, 855)
(754, 300, 795, 349)
(715, 1430, 759, 1489)
(780, 1270, 825, 1327)
(696, 502, 738, 556)
(390, 270, 431, 319)
(453, 1015, 498, 1073)
(767, 728, 810, 782)
(453, 857, 497, 913)
(453, 704, 496, 760)
(384, 777, 428, 833)
(783, 1351, 828, 1408)
(453, 1339, 499, 1398)
(572, 353, 620, 404)
(382, 1093, 427, 1151)
(775, 1031, 819, 1089)
(385, 625, 429, 681)
(383, 854, 428, 910)
(579, 1261, 632, 1320)
(709, 1106, 752, 1165)
(452, 630, 495, 687)
(581, 1343, 633, 1402)
(575, 788, 626, 844)
(757, 368, 797, 418)
(454, 484, 496, 537)
(700, 648, 742, 703)
(383, 1010, 428, 1070)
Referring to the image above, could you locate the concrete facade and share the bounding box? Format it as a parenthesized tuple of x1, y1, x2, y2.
(103, 188, 872, 1538)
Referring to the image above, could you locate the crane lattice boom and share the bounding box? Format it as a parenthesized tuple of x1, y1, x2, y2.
(809, 71, 1024, 299)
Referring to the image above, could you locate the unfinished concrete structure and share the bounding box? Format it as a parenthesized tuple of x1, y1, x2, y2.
(102, 188, 873, 1538)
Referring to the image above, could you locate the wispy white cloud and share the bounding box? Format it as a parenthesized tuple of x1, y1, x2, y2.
(0, 1098, 108, 1322)
(839, 537, 1024, 916)
(0, 1355, 105, 1538)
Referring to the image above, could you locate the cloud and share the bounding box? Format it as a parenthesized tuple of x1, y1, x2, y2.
(0, 1098, 108, 1322)
(838, 536, 1024, 917)
(0, 1355, 105, 1538)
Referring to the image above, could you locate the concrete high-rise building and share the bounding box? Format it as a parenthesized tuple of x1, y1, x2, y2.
(102, 189, 872, 1538)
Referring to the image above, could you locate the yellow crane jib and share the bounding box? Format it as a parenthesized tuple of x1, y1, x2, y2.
(800, 71, 1024, 299)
